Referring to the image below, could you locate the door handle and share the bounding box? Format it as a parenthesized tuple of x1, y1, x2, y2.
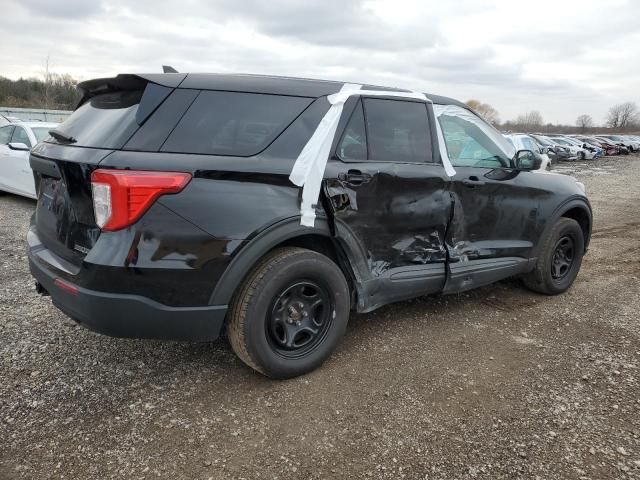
(462, 176, 485, 187)
(338, 169, 372, 186)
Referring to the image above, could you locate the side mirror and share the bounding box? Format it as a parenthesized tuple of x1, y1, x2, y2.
(514, 149, 542, 171)
(8, 142, 30, 151)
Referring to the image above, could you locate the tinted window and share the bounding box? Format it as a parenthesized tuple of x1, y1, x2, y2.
(52, 89, 143, 148)
(11, 126, 31, 146)
(0, 126, 13, 144)
(162, 91, 312, 156)
(363, 99, 432, 162)
(337, 101, 367, 161)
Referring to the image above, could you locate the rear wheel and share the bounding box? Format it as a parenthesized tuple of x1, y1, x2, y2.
(227, 247, 350, 378)
(523, 218, 584, 295)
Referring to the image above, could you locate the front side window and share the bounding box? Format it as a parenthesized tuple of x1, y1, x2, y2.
(0, 126, 14, 145)
(363, 98, 432, 163)
(11, 127, 31, 147)
(434, 104, 515, 168)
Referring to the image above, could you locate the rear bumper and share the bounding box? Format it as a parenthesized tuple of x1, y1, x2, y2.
(28, 238, 227, 342)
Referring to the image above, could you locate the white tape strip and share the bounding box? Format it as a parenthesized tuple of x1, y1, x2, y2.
(290, 84, 456, 227)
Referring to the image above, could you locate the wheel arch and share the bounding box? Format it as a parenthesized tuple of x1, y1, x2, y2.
(208, 216, 358, 307)
(540, 197, 592, 256)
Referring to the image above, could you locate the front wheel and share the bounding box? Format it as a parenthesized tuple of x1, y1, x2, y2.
(523, 218, 585, 295)
(227, 247, 350, 378)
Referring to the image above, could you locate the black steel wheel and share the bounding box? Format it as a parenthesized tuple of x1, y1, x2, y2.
(266, 281, 333, 358)
(551, 236, 575, 280)
(523, 218, 585, 295)
(227, 247, 350, 378)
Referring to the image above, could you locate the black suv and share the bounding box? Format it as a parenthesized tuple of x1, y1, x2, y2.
(28, 73, 591, 378)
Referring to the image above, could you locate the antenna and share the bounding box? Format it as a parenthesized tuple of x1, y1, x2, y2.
(162, 65, 178, 73)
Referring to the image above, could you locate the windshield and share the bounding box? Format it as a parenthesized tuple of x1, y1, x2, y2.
(562, 137, 582, 146)
(551, 138, 572, 146)
(31, 127, 54, 144)
(534, 136, 553, 146)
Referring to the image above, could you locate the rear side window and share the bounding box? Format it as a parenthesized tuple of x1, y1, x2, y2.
(364, 98, 432, 163)
(161, 91, 313, 156)
(337, 98, 433, 163)
(11, 127, 31, 146)
(337, 101, 367, 161)
(0, 126, 14, 144)
(52, 90, 143, 149)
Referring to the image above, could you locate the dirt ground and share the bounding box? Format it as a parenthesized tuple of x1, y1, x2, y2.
(1, 156, 639, 480)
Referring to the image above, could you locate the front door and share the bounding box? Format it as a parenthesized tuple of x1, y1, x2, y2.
(0, 125, 15, 192)
(8, 126, 36, 197)
(323, 96, 452, 311)
(433, 104, 546, 292)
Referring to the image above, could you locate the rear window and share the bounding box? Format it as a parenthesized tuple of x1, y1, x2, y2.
(160, 91, 312, 156)
(52, 90, 143, 149)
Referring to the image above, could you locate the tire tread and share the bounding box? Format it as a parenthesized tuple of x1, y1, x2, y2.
(523, 217, 582, 294)
(227, 247, 313, 376)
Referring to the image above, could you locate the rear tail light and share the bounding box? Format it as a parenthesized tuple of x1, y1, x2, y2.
(54, 278, 79, 296)
(90, 169, 192, 231)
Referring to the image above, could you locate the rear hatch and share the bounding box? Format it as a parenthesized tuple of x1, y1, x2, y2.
(30, 75, 174, 266)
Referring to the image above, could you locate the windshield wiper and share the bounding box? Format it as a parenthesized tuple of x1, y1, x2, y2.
(49, 129, 77, 144)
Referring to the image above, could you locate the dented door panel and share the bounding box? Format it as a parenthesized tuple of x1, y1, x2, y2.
(323, 161, 452, 310)
(446, 166, 539, 262)
(441, 165, 558, 293)
(446, 166, 553, 264)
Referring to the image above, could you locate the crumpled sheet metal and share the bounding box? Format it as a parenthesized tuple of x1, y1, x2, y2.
(289, 84, 456, 227)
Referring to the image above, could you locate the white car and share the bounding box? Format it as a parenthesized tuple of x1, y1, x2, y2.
(503, 133, 551, 172)
(548, 136, 592, 160)
(0, 122, 58, 199)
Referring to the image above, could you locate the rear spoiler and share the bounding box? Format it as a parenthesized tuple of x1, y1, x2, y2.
(75, 73, 187, 108)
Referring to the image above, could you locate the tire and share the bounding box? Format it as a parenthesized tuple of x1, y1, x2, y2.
(227, 247, 350, 379)
(578, 151, 585, 161)
(523, 218, 585, 295)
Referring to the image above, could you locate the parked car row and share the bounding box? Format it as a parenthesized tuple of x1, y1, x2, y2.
(501, 131, 640, 165)
(0, 121, 59, 198)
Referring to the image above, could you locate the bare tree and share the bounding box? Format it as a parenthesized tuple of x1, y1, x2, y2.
(606, 102, 639, 129)
(465, 99, 500, 125)
(515, 111, 544, 130)
(575, 114, 593, 132)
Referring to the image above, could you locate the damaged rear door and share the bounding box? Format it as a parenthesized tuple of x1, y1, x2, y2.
(323, 96, 451, 312)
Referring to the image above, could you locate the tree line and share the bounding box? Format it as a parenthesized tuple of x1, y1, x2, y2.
(0, 74, 81, 110)
(466, 99, 640, 134)
(1, 73, 638, 133)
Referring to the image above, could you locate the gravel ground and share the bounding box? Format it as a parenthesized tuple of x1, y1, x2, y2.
(1, 156, 639, 479)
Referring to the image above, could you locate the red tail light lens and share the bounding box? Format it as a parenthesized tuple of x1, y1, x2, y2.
(90, 169, 192, 231)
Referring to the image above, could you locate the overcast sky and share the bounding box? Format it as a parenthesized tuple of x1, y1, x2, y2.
(2, 0, 639, 124)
